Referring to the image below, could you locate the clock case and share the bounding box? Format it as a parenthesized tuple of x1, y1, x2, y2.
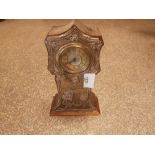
(45, 20, 104, 116)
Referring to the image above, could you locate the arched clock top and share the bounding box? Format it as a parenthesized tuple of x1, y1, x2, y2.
(45, 20, 104, 75)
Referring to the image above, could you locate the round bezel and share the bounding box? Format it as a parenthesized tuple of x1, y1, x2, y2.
(56, 43, 91, 74)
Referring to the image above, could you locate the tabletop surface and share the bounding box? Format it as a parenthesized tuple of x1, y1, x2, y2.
(0, 19, 154, 134)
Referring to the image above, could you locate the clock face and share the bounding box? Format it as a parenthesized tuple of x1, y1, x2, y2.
(58, 44, 90, 73)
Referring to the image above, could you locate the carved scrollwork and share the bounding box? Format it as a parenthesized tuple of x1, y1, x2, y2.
(62, 90, 73, 101)
(70, 33, 78, 42)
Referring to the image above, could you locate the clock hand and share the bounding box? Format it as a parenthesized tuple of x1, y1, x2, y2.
(64, 57, 76, 64)
(69, 57, 76, 63)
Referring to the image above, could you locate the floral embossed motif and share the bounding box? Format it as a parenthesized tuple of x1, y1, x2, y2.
(70, 33, 78, 41)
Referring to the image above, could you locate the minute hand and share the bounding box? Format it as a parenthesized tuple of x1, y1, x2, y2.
(69, 57, 76, 64)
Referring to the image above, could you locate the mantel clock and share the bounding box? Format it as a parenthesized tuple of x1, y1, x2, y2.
(45, 20, 104, 116)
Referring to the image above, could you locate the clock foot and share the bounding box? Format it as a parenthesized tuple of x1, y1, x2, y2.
(50, 92, 100, 116)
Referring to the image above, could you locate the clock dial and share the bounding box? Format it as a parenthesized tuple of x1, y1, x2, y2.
(59, 45, 90, 73)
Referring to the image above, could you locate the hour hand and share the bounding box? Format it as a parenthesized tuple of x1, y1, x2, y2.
(69, 57, 76, 64)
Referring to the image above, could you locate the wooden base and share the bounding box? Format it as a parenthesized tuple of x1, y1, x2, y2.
(50, 92, 100, 116)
